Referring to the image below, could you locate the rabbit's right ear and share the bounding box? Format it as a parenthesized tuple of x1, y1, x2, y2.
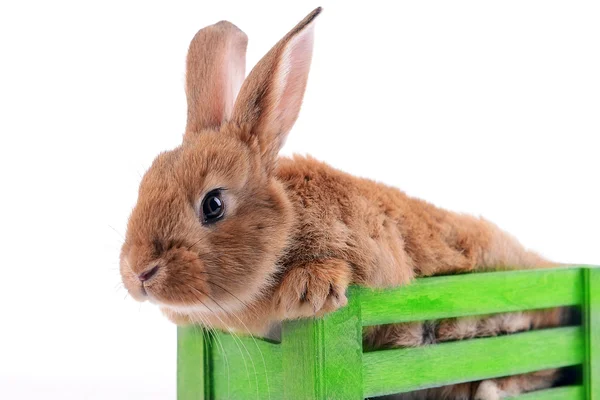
(184, 21, 248, 137)
(231, 8, 321, 171)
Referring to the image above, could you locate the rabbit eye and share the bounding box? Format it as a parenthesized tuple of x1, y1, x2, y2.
(201, 190, 225, 224)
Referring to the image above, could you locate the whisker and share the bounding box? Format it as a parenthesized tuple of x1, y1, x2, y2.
(195, 291, 258, 398)
(108, 225, 126, 241)
(205, 280, 253, 310)
(187, 238, 204, 251)
(180, 293, 231, 400)
(215, 293, 272, 400)
(174, 293, 216, 397)
(161, 265, 271, 398)
(175, 279, 262, 400)
(201, 316, 231, 399)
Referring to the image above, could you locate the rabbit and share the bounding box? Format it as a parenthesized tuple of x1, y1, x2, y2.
(119, 8, 571, 400)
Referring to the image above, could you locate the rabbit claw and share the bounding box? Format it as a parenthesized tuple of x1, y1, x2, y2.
(274, 259, 351, 319)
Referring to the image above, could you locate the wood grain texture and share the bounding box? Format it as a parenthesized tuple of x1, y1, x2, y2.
(362, 327, 584, 398)
(321, 286, 364, 399)
(281, 286, 364, 399)
(281, 318, 324, 399)
(359, 267, 584, 327)
(585, 267, 600, 400)
(177, 326, 208, 400)
(508, 385, 584, 399)
(209, 331, 283, 399)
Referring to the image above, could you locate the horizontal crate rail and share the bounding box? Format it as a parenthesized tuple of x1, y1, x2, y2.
(358, 267, 585, 327)
(509, 385, 585, 399)
(362, 326, 584, 398)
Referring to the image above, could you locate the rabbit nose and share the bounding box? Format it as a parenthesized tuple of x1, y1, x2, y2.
(139, 265, 160, 282)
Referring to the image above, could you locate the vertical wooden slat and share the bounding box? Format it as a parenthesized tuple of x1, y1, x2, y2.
(281, 287, 364, 399)
(321, 287, 364, 399)
(584, 267, 600, 400)
(177, 326, 210, 400)
(281, 318, 324, 399)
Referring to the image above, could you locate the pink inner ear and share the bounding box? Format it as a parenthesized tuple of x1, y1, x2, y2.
(222, 36, 247, 122)
(185, 22, 247, 134)
(228, 9, 319, 159)
(273, 22, 315, 146)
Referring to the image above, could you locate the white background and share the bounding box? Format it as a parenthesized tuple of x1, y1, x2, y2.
(1, 1, 598, 399)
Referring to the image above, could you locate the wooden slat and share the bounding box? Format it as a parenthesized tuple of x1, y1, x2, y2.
(584, 267, 600, 400)
(359, 267, 583, 327)
(281, 318, 324, 399)
(281, 286, 364, 399)
(177, 326, 209, 400)
(321, 287, 364, 399)
(210, 331, 283, 400)
(362, 327, 584, 398)
(508, 385, 585, 399)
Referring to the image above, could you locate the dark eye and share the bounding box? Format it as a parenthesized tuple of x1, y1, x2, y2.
(201, 190, 225, 224)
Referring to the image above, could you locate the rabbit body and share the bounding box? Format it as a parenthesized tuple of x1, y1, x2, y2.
(120, 8, 567, 399)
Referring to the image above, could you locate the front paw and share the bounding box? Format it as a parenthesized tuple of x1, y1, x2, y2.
(274, 259, 352, 319)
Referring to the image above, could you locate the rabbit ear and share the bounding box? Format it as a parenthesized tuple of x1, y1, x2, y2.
(185, 21, 248, 136)
(231, 8, 321, 168)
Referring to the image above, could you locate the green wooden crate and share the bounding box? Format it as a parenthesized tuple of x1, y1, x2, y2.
(177, 265, 599, 399)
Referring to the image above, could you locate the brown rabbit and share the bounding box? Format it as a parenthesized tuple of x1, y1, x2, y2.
(120, 8, 569, 399)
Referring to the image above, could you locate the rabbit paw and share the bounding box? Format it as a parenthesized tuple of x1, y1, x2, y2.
(474, 380, 504, 400)
(274, 259, 352, 319)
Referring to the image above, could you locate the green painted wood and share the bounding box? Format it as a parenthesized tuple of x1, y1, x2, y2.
(281, 318, 324, 399)
(177, 326, 209, 400)
(210, 331, 283, 400)
(362, 326, 584, 398)
(176, 266, 598, 399)
(321, 286, 364, 399)
(584, 267, 600, 400)
(359, 267, 584, 327)
(281, 286, 364, 399)
(508, 385, 585, 399)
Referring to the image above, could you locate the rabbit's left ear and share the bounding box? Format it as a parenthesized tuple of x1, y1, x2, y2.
(231, 8, 321, 169)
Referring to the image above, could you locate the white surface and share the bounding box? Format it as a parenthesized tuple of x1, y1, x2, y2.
(0, 1, 598, 398)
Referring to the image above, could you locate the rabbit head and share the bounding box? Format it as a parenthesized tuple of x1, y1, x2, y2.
(120, 8, 321, 318)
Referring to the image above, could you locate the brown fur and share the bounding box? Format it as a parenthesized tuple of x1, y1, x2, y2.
(120, 8, 566, 399)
